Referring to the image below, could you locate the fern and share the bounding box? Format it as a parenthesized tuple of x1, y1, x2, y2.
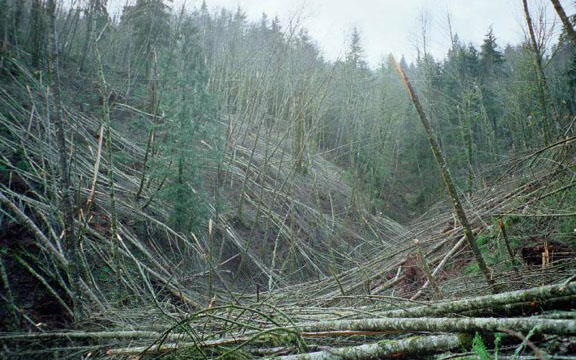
(472, 332, 491, 360)
(472, 332, 502, 360)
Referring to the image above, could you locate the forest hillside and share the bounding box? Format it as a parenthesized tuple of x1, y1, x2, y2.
(0, 0, 575, 359)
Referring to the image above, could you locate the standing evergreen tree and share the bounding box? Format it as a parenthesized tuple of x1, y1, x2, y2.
(153, 15, 218, 234)
(479, 27, 505, 148)
(479, 27, 504, 77)
(345, 27, 366, 70)
(464, 44, 481, 79)
(121, 0, 172, 75)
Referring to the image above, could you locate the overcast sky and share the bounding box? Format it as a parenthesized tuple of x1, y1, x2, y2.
(108, 0, 576, 68)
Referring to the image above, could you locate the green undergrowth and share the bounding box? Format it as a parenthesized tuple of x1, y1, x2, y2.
(510, 177, 576, 252)
(446, 332, 502, 360)
(471, 332, 502, 360)
(463, 217, 520, 276)
(464, 178, 576, 277)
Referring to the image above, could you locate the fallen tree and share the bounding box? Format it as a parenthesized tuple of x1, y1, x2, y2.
(379, 281, 576, 318)
(297, 317, 576, 336)
(266, 334, 462, 360)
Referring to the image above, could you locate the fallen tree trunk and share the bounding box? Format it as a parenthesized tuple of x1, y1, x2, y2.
(105, 332, 462, 359)
(298, 317, 576, 336)
(5, 283, 574, 357)
(381, 281, 576, 318)
(465, 295, 576, 318)
(411, 235, 466, 300)
(106, 338, 250, 356)
(0, 330, 172, 341)
(105, 332, 391, 356)
(267, 334, 461, 360)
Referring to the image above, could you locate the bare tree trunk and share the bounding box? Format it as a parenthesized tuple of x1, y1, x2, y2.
(46, 0, 82, 321)
(0, 252, 18, 329)
(549, 0, 576, 46)
(522, 0, 554, 144)
(147, 335, 463, 360)
(30, 0, 46, 68)
(270, 335, 456, 360)
(79, 0, 94, 72)
(381, 281, 576, 318)
(298, 316, 576, 336)
(1, 2, 9, 68)
(415, 239, 442, 300)
(95, 39, 122, 293)
(12, 0, 25, 57)
(390, 56, 496, 292)
(499, 220, 520, 274)
(462, 97, 475, 193)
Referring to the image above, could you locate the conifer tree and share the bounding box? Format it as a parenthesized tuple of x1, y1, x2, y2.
(121, 0, 172, 75)
(480, 27, 504, 77)
(479, 27, 505, 146)
(346, 27, 366, 70)
(153, 15, 218, 234)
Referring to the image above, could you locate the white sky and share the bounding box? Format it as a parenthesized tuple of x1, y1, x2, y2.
(107, 0, 576, 68)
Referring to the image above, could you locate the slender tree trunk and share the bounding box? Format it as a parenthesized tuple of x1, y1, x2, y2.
(79, 0, 94, 72)
(1, 3, 8, 70)
(47, 0, 82, 321)
(135, 128, 155, 200)
(499, 220, 520, 274)
(95, 42, 121, 292)
(462, 98, 475, 193)
(549, 0, 576, 46)
(30, 0, 46, 68)
(13, 0, 24, 56)
(136, 49, 159, 200)
(293, 92, 307, 173)
(415, 239, 442, 299)
(0, 251, 18, 329)
(390, 56, 496, 292)
(523, 0, 555, 144)
(381, 282, 576, 318)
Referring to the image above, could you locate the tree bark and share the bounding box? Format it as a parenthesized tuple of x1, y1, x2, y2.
(390, 56, 496, 291)
(415, 239, 443, 299)
(499, 220, 520, 274)
(549, 0, 576, 46)
(46, 0, 82, 321)
(412, 235, 466, 300)
(269, 335, 462, 360)
(381, 282, 576, 318)
(79, 0, 94, 72)
(298, 316, 576, 336)
(522, 0, 554, 143)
